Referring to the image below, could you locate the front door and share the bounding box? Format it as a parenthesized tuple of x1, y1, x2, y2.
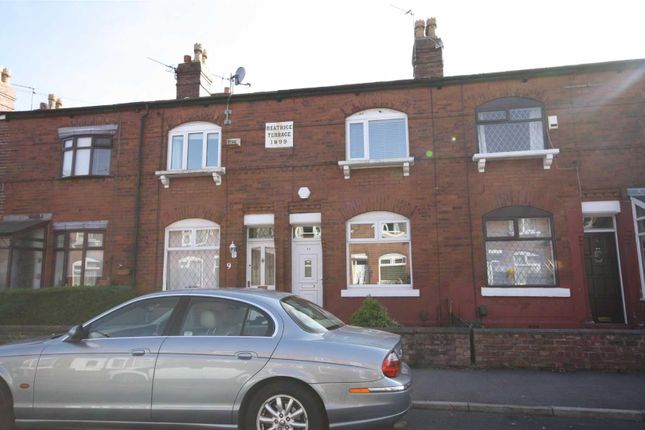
(292, 228, 323, 306)
(584, 233, 625, 323)
(247, 241, 275, 289)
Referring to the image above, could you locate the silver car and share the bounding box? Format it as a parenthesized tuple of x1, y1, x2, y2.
(0, 289, 411, 429)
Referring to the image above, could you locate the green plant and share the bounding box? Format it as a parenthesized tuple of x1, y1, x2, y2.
(350, 296, 399, 328)
(0, 285, 137, 325)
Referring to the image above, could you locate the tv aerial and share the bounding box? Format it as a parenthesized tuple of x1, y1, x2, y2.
(147, 57, 177, 75)
(221, 66, 252, 125)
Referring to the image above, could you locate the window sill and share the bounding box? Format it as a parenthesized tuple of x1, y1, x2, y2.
(341, 286, 420, 297)
(481, 287, 570, 297)
(155, 167, 226, 188)
(59, 174, 114, 180)
(338, 157, 414, 179)
(473, 149, 559, 173)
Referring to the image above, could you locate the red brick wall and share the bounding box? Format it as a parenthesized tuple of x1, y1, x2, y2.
(2, 61, 644, 328)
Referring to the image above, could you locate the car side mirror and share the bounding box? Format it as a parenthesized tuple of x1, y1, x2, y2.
(65, 325, 86, 343)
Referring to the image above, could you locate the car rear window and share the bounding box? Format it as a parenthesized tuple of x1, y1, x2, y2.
(281, 296, 344, 333)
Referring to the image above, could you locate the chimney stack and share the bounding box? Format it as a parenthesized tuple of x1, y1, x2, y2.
(176, 42, 213, 99)
(412, 17, 444, 79)
(0, 66, 16, 111)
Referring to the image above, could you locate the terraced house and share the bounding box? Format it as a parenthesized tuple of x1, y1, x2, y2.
(1, 19, 644, 328)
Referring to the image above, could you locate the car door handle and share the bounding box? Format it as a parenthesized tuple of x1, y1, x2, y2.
(236, 352, 254, 361)
(130, 349, 148, 356)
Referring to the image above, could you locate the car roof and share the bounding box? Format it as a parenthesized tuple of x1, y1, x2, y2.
(139, 288, 294, 302)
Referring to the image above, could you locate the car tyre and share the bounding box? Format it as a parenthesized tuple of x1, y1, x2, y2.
(245, 381, 327, 430)
(0, 386, 15, 430)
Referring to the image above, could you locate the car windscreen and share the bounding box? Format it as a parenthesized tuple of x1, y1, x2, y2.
(281, 296, 344, 333)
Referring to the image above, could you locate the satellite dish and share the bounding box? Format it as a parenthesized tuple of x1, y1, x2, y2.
(233, 66, 246, 85)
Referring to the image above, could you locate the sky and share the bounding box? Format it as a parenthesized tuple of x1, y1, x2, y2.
(2, 0, 644, 111)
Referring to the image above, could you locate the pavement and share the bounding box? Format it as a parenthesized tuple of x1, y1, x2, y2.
(409, 368, 645, 422)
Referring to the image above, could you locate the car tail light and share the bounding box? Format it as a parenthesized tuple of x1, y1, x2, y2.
(382, 351, 401, 378)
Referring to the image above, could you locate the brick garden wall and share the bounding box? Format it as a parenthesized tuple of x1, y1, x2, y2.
(391, 327, 645, 372)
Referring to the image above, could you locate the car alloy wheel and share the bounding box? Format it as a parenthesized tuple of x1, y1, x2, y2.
(257, 394, 308, 430)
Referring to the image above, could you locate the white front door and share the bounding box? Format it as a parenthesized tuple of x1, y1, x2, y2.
(292, 240, 323, 306)
(247, 240, 275, 289)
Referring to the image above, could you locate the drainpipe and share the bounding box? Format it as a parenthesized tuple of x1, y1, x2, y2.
(132, 104, 150, 288)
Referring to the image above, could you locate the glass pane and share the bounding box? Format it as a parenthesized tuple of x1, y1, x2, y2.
(69, 232, 85, 249)
(368, 118, 407, 160)
(88, 297, 179, 338)
(636, 205, 645, 218)
(10, 249, 43, 289)
(304, 259, 312, 278)
(169, 230, 192, 247)
(293, 226, 321, 239)
(518, 218, 551, 238)
(478, 110, 506, 121)
(485, 240, 555, 286)
(180, 299, 247, 336)
(24, 228, 45, 240)
(510, 107, 542, 120)
(55, 234, 64, 249)
(479, 122, 544, 153)
(251, 247, 261, 286)
(486, 220, 514, 238)
(74, 149, 91, 175)
(638, 219, 645, 233)
(171, 135, 184, 169)
(242, 308, 273, 336)
(67, 250, 84, 286)
(87, 232, 104, 248)
(167, 249, 219, 289)
(14, 239, 44, 249)
(62, 151, 73, 177)
(77, 137, 92, 148)
(381, 222, 408, 238)
(0, 238, 10, 248)
(64, 139, 73, 149)
(349, 223, 375, 239)
(187, 133, 203, 169)
(54, 251, 65, 287)
(206, 133, 219, 167)
(0, 249, 9, 289)
(92, 148, 111, 175)
(265, 247, 275, 286)
(84, 250, 104, 286)
(379, 253, 408, 284)
(349, 243, 411, 285)
(583, 216, 614, 231)
(641, 236, 645, 276)
(248, 227, 274, 239)
(196, 228, 219, 247)
(94, 137, 111, 146)
(349, 122, 365, 159)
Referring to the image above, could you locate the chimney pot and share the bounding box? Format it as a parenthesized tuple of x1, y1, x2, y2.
(176, 44, 212, 99)
(0, 66, 16, 111)
(1, 67, 10, 84)
(55, 97, 63, 109)
(48, 94, 56, 109)
(39, 102, 48, 110)
(412, 17, 444, 80)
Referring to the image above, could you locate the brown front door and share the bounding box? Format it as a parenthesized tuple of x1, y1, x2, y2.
(583, 233, 624, 323)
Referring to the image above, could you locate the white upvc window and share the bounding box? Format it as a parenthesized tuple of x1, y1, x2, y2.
(342, 211, 418, 297)
(163, 219, 220, 290)
(631, 195, 645, 297)
(346, 109, 409, 161)
(167, 122, 221, 170)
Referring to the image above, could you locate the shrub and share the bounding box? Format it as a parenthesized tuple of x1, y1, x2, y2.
(0, 285, 137, 325)
(350, 296, 399, 328)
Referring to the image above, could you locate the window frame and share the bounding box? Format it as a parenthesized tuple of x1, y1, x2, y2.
(60, 135, 113, 178)
(342, 211, 418, 297)
(631, 196, 645, 298)
(0, 223, 47, 290)
(163, 219, 221, 291)
(482, 206, 559, 289)
(54, 229, 106, 287)
(475, 97, 547, 154)
(345, 109, 410, 161)
(166, 122, 222, 171)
